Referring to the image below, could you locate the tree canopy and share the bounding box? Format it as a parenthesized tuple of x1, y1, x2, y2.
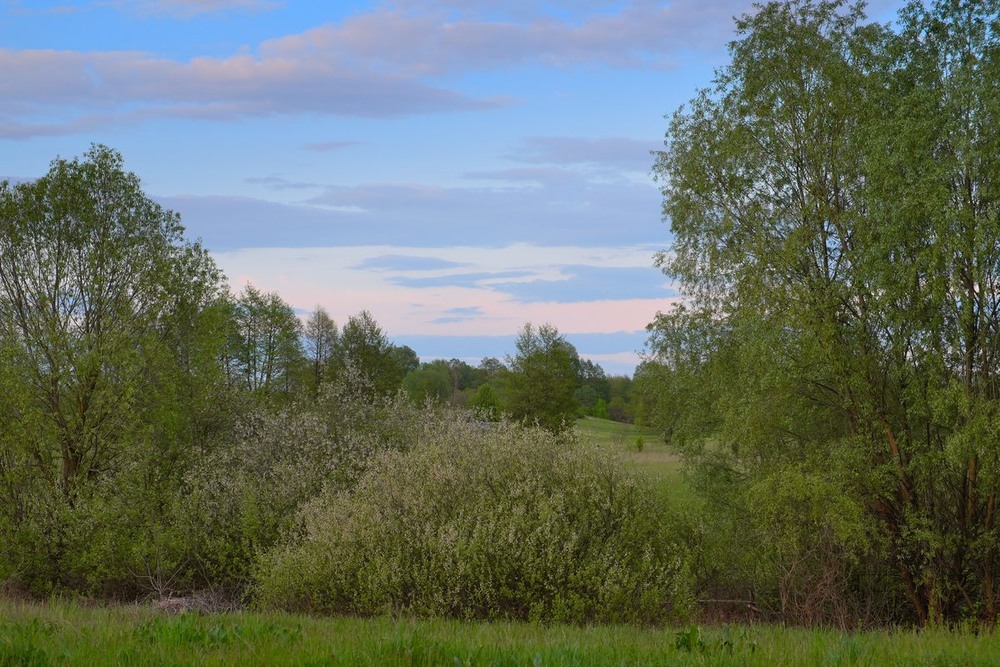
(649, 0, 1000, 624)
(0, 145, 649, 608)
(505, 323, 581, 432)
(0, 144, 228, 500)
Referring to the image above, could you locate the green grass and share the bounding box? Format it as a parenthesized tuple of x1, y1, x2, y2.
(574, 416, 661, 448)
(575, 417, 689, 503)
(4, 599, 1000, 666)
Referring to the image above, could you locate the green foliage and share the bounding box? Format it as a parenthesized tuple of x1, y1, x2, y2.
(674, 625, 759, 656)
(0, 145, 232, 596)
(650, 0, 1000, 625)
(505, 323, 581, 433)
(227, 284, 304, 400)
(257, 416, 692, 624)
(302, 306, 338, 396)
(607, 396, 631, 423)
(467, 383, 501, 421)
(403, 363, 453, 404)
(338, 310, 407, 396)
(401, 360, 449, 402)
(171, 367, 431, 593)
(591, 398, 609, 420)
(576, 360, 610, 416)
(403, 358, 488, 408)
(390, 344, 421, 376)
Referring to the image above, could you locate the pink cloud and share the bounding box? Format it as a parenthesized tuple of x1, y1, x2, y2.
(261, 1, 752, 76)
(1, 0, 759, 138)
(0, 44, 502, 138)
(211, 244, 676, 338)
(111, 0, 282, 18)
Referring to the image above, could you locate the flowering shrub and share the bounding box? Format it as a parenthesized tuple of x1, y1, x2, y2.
(256, 415, 692, 624)
(173, 368, 432, 593)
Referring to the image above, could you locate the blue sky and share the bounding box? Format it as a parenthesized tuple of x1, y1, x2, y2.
(1, 0, 905, 374)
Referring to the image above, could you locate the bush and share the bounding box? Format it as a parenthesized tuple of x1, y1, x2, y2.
(256, 415, 692, 624)
(171, 368, 433, 594)
(0, 368, 434, 601)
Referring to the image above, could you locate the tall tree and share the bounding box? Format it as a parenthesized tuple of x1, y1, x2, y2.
(0, 144, 228, 499)
(651, 0, 1000, 624)
(228, 284, 303, 399)
(339, 310, 406, 396)
(391, 345, 421, 377)
(505, 323, 581, 432)
(575, 359, 610, 415)
(303, 306, 338, 394)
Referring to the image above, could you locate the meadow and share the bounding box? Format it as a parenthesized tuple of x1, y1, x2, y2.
(3, 597, 999, 666)
(575, 417, 689, 504)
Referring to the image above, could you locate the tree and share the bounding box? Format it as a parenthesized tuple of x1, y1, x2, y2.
(467, 383, 501, 421)
(339, 310, 405, 396)
(228, 284, 303, 399)
(478, 357, 506, 378)
(402, 361, 452, 404)
(651, 0, 1000, 624)
(606, 374, 634, 423)
(575, 359, 610, 416)
(0, 145, 228, 500)
(0, 146, 234, 592)
(303, 306, 338, 395)
(505, 323, 581, 432)
(391, 345, 421, 376)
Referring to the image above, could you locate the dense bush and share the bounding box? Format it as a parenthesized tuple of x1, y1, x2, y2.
(0, 366, 433, 600)
(163, 368, 433, 595)
(256, 416, 692, 624)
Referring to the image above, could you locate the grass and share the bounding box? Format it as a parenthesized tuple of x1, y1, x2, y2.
(575, 416, 689, 503)
(574, 416, 660, 448)
(4, 598, 1000, 666)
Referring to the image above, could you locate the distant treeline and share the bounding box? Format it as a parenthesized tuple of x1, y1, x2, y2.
(223, 287, 639, 429)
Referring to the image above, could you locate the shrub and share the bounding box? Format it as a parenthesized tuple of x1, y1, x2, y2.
(171, 368, 433, 594)
(0, 368, 433, 601)
(257, 415, 692, 624)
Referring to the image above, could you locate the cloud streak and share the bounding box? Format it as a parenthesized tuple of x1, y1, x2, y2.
(0, 0, 760, 137)
(111, 0, 282, 18)
(211, 244, 676, 340)
(162, 159, 662, 250)
(261, 0, 758, 76)
(507, 136, 659, 171)
(0, 45, 506, 138)
(302, 140, 364, 152)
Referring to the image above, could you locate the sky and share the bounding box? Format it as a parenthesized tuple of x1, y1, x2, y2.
(1, 0, 906, 375)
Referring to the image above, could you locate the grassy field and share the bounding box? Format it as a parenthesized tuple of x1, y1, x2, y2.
(3, 598, 1000, 666)
(575, 417, 689, 502)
